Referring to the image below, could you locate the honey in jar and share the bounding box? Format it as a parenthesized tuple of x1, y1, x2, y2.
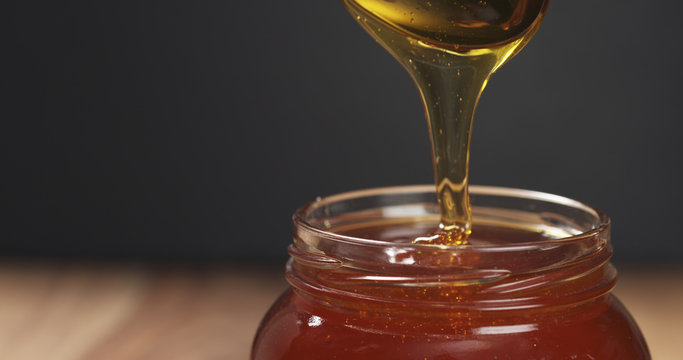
(251, 186, 650, 359)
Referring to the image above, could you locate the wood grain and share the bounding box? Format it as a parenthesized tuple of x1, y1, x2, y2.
(0, 262, 677, 360)
(615, 267, 683, 360)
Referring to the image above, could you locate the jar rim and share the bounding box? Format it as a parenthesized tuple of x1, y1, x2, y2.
(293, 184, 610, 251)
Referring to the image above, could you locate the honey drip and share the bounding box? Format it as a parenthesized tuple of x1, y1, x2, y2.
(343, 0, 549, 245)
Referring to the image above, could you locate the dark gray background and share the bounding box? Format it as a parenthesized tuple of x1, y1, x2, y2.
(4, 1, 682, 264)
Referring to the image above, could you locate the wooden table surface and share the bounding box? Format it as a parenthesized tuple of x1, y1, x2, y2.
(0, 262, 679, 360)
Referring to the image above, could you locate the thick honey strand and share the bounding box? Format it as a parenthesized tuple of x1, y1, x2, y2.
(344, 0, 548, 245)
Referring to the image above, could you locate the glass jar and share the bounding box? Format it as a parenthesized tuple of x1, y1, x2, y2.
(251, 185, 650, 359)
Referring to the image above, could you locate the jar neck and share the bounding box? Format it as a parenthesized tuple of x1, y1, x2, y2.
(286, 244, 616, 315)
(287, 185, 615, 314)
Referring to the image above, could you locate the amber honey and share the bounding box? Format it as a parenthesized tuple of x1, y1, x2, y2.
(343, 0, 548, 244)
(251, 186, 650, 359)
(250, 0, 650, 358)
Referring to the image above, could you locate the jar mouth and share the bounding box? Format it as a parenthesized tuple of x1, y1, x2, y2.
(289, 186, 614, 309)
(293, 185, 610, 251)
